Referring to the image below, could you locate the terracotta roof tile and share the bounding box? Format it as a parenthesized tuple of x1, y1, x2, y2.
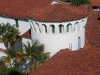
(90, 0, 100, 7)
(28, 4, 89, 22)
(0, 0, 53, 20)
(29, 48, 100, 75)
(21, 29, 31, 39)
(85, 10, 100, 48)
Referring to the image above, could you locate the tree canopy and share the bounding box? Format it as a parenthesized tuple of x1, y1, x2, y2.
(24, 40, 50, 73)
(0, 23, 21, 49)
(61, 0, 91, 6)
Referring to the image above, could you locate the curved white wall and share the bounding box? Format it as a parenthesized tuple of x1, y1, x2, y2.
(29, 17, 88, 56)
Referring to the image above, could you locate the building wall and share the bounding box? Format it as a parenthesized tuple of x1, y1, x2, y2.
(0, 43, 6, 50)
(0, 52, 7, 58)
(0, 16, 30, 35)
(22, 38, 32, 48)
(29, 17, 88, 56)
(50, 1, 58, 5)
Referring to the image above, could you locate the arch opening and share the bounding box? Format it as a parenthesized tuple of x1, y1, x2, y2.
(67, 23, 72, 33)
(50, 25, 55, 33)
(81, 20, 85, 31)
(35, 23, 41, 33)
(59, 25, 64, 33)
(42, 24, 47, 34)
(75, 22, 79, 32)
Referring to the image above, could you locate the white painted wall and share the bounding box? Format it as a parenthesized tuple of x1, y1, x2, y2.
(50, 1, 58, 5)
(0, 43, 7, 58)
(0, 16, 30, 35)
(0, 43, 6, 50)
(0, 52, 7, 58)
(29, 17, 88, 56)
(22, 38, 32, 47)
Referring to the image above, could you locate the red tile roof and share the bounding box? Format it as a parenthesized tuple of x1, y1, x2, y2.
(29, 10, 100, 75)
(28, 4, 89, 22)
(90, 0, 100, 7)
(0, 0, 53, 20)
(54, 0, 72, 5)
(29, 48, 100, 75)
(21, 29, 31, 39)
(85, 10, 100, 48)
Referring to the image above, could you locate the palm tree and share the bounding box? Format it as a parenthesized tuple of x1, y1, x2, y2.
(0, 23, 22, 49)
(0, 23, 10, 48)
(0, 59, 8, 75)
(3, 47, 28, 69)
(23, 40, 50, 73)
(0, 59, 27, 75)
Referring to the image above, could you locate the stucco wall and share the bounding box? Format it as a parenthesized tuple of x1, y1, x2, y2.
(0, 16, 30, 35)
(29, 17, 88, 56)
(22, 38, 32, 48)
(0, 43, 6, 50)
(0, 52, 7, 58)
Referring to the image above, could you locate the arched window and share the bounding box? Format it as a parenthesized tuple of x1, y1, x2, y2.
(35, 23, 41, 33)
(50, 25, 55, 33)
(42, 24, 47, 33)
(59, 25, 64, 33)
(81, 20, 85, 30)
(67, 23, 72, 33)
(75, 22, 79, 32)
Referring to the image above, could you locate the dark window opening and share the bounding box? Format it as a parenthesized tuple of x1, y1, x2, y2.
(52, 25, 55, 33)
(15, 18, 19, 27)
(45, 25, 47, 33)
(59, 25, 63, 33)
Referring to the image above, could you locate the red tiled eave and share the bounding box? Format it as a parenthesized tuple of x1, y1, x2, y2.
(21, 29, 31, 39)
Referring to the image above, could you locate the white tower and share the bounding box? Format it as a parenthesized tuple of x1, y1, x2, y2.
(28, 4, 89, 56)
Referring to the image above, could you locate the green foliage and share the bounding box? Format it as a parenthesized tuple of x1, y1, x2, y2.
(2, 40, 50, 74)
(0, 23, 21, 49)
(0, 59, 8, 75)
(61, 0, 91, 6)
(0, 60, 26, 75)
(24, 40, 50, 73)
(7, 67, 26, 75)
(1, 48, 28, 75)
(61, 0, 71, 2)
(3, 47, 28, 69)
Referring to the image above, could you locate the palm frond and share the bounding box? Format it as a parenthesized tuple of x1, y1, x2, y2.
(23, 56, 29, 60)
(16, 51, 23, 56)
(3, 56, 11, 63)
(14, 57, 24, 63)
(26, 66, 31, 73)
